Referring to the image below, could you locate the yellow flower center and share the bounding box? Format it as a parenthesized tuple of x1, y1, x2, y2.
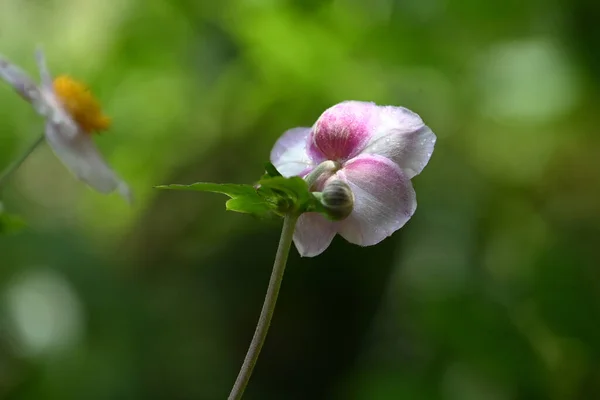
(52, 75, 111, 133)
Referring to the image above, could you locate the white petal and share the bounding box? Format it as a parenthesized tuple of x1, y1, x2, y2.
(0, 53, 46, 113)
(44, 122, 131, 202)
(293, 212, 337, 257)
(362, 106, 436, 179)
(270, 127, 315, 177)
(32, 50, 78, 136)
(34, 48, 53, 89)
(336, 154, 416, 247)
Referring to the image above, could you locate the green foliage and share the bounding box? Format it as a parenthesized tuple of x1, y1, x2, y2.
(156, 162, 325, 218)
(155, 182, 275, 216)
(261, 162, 282, 179)
(0, 208, 26, 235)
(1, 0, 599, 399)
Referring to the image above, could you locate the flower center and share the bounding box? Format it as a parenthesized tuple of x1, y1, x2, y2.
(52, 75, 111, 134)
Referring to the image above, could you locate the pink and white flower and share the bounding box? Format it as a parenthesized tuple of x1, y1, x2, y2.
(270, 101, 436, 257)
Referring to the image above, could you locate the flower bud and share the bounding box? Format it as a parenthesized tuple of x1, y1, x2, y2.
(321, 180, 354, 221)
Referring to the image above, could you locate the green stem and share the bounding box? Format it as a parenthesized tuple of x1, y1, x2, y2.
(228, 213, 299, 400)
(0, 134, 45, 191)
(304, 160, 340, 190)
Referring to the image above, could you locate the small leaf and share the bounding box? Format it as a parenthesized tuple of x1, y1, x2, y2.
(156, 167, 326, 218)
(264, 162, 282, 178)
(156, 183, 275, 217)
(225, 196, 273, 217)
(257, 176, 319, 214)
(259, 162, 283, 182)
(156, 183, 257, 197)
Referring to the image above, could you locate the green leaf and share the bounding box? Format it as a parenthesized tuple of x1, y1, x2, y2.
(155, 183, 275, 217)
(259, 162, 283, 182)
(263, 162, 282, 178)
(156, 182, 256, 197)
(257, 176, 326, 215)
(258, 176, 310, 208)
(225, 195, 274, 216)
(155, 167, 326, 218)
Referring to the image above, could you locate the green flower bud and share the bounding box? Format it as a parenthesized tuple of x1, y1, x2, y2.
(321, 180, 354, 221)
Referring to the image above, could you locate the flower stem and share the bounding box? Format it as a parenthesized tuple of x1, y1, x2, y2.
(0, 134, 45, 191)
(304, 160, 340, 190)
(228, 213, 299, 400)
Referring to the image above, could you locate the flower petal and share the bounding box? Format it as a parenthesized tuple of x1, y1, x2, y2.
(336, 154, 416, 247)
(270, 127, 316, 177)
(32, 50, 79, 137)
(0, 53, 45, 111)
(293, 212, 337, 257)
(310, 101, 376, 162)
(44, 122, 132, 202)
(34, 48, 53, 89)
(361, 105, 436, 179)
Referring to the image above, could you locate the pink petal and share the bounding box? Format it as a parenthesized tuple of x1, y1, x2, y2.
(361, 105, 436, 179)
(336, 154, 416, 246)
(309, 101, 377, 162)
(45, 122, 132, 202)
(270, 127, 317, 178)
(293, 212, 337, 257)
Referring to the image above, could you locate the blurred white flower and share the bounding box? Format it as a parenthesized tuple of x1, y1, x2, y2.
(0, 49, 131, 202)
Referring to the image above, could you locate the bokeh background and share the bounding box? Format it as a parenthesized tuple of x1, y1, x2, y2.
(1, 0, 599, 398)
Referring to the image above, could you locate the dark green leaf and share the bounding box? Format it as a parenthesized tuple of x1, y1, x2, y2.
(263, 162, 282, 178)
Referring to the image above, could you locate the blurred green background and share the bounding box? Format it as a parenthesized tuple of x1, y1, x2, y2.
(1, 0, 599, 398)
